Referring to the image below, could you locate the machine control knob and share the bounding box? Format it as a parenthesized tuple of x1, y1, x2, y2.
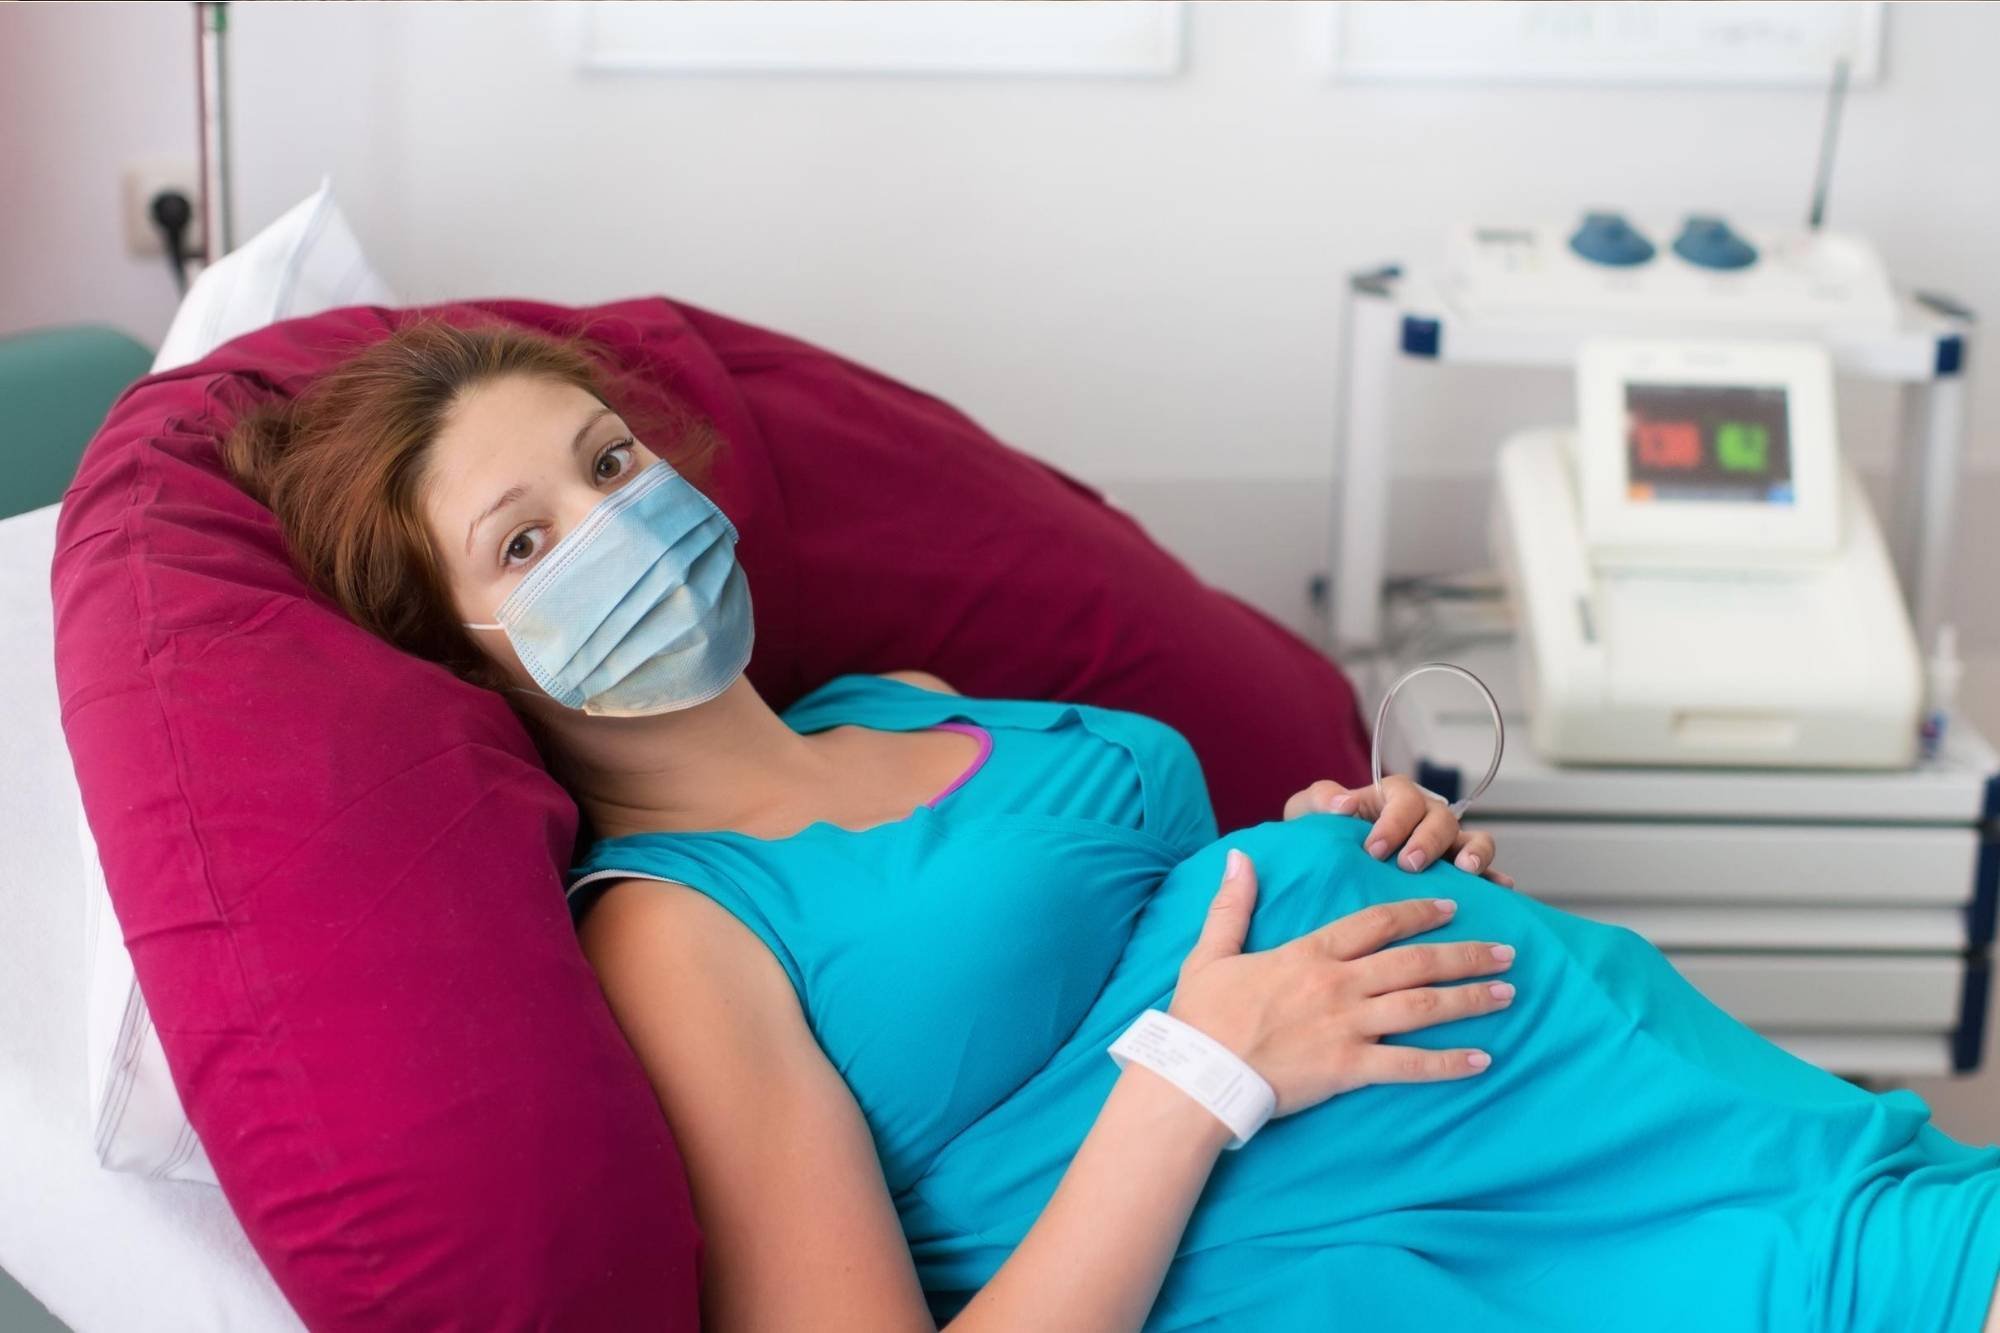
(1672, 215, 1759, 270)
(1567, 211, 1656, 267)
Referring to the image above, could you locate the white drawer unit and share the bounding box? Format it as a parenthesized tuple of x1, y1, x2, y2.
(1667, 954, 1966, 1031)
(1559, 904, 1968, 953)
(1497, 821, 1980, 907)
(1360, 640, 1998, 1080)
(1763, 1032, 1959, 1080)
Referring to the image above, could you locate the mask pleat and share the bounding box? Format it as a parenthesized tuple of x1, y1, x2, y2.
(498, 461, 751, 714)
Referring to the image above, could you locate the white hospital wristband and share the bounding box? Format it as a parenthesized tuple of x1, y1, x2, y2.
(1107, 1008, 1276, 1151)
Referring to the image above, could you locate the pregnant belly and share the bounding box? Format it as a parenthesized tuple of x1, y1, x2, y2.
(907, 815, 1989, 1332)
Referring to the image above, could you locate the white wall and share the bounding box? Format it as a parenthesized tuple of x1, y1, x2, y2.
(6, 1, 1995, 636)
(0, 2, 195, 343)
(229, 0, 1997, 488)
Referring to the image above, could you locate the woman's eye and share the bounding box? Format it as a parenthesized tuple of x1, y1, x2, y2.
(503, 529, 541, 567)
(595, 441, 635, 482)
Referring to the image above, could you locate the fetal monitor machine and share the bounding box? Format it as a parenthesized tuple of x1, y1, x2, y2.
(1491, 339, 1923, 769)
(1328, 193, 1986, 1077)
(1327, 60, 1987, 1076)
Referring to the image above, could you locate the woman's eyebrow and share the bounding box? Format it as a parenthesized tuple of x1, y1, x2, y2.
(571, 406, 614, 454)
(462, 408, 619, 556)
(465, 486, 526, 556)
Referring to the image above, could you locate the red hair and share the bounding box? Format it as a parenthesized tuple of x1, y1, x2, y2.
(221, 316, 723, 693)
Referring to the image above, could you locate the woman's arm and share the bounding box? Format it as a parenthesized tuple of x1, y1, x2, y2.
(580, 880, 933, 1332)
(952, 1062, 1230, 1329)
(580, 858, 1509, 1332)
(578, 877, 1227, 1332)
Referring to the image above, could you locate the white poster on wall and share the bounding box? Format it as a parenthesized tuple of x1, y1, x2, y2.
(1321, 1, 1884, 86)
(576, 1, 1185, 78)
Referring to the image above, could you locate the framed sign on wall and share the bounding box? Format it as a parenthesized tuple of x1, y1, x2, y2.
(1319, 2, 1884, 86)
(575, 1, 1186, 78)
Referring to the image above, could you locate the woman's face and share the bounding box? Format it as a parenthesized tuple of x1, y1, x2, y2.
(422, 374, 661, 691)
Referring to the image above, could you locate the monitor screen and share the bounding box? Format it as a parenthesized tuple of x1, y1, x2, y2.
(1622, 382, 1794, 504)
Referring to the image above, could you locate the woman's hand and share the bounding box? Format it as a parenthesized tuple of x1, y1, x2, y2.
(1283, 775, 1514, 887)
(1168, 849, 1514, 1117)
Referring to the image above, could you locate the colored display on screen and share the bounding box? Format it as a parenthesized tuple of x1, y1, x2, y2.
(1623, 383, 1794, 504)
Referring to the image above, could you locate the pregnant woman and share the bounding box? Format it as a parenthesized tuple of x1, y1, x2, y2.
(222, 319, 2000, 1333)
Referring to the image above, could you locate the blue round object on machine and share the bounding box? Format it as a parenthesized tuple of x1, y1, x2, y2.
(1568, 211, 1657, 267)
(1672, 215, 1759, 270)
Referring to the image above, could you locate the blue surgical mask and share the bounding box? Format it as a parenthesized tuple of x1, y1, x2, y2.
(463, 460, 753, 717)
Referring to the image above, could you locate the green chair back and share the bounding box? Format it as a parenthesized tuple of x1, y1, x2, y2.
(0, 324, 154, 520)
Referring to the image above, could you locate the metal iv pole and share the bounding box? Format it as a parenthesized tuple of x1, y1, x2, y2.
(195, 2, 233, 264)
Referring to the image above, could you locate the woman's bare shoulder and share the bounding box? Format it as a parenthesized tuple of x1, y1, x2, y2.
(876, 669, 959, 695)
(571, 877, 936, 1327)
(576, 876, 758, 972)
(575, 878, 811, 1106)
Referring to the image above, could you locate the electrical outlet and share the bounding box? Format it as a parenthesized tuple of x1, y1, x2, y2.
(122, 159, 202, 258)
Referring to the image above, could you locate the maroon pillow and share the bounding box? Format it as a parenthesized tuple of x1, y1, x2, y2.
(679, 300, 1373, 827)
(51, 296, 1369, 1331)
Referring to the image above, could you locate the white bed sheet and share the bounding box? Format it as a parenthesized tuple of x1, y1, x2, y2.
(0, 503, 302, 1332)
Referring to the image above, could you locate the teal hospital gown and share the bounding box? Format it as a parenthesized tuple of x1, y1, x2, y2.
(567, 673, 2000, 1333)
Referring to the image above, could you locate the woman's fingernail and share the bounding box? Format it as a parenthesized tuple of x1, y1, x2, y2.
(1367, 838, 1389, 859)
(1433, 898, 1457, 914)
(1488, 982, 1515, 1002)
(1466, 1051, 1492, 1070)
(1459, 852, 1483, 874)
(1491, 944, 1515, 964)
(1331, 793, 1356, 813)
(1402, 848, 1428, 872)
(1224, 848, 1247, 879)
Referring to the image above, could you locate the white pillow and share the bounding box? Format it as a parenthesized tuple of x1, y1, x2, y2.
(154, 176, 394, 373)
(81, 818, 219, 1185)
(83, 178, 394, 1184)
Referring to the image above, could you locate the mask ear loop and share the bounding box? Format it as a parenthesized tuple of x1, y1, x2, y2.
(460, 620, 553, 703)
(1369, 661, 1505, 818)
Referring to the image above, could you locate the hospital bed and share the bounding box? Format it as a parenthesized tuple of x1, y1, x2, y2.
(0, 501, 303, 1331)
